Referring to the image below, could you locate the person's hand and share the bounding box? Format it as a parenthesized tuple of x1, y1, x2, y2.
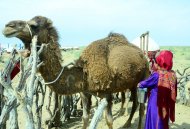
(162, 107, 167, 119)
(137, 83, 140, 88)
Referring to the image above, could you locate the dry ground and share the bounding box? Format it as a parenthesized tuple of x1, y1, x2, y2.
(1, 46, 190, 129)
(13, 92, 190, 129)
(56, 100, 190, 129)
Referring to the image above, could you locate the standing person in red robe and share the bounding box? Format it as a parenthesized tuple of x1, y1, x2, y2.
(11, 49, 30, 80)
(138, 50, 177, 129)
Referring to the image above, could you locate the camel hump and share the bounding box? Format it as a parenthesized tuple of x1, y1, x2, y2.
(107, 32, 127, 41)
(81, 32, 129, 59)
(106, 32, 129, 45)
(108, 45, 147, 79)
(80, 33, 149, 90)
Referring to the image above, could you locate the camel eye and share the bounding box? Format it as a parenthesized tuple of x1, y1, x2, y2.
(36, 16, 41, 21)
(30, 25, 38, 32)
(30, 24, 37, 28)
(18, 22, 23, 26)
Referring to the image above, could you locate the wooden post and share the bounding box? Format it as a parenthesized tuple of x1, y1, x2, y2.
(0, 84, 6, 129)
(140, 31, 149, 58)
(53, 93, 61, 127)
(0, 84, 3, 116)
(89, 98, 108, 129)
(0, 46, 19, 129)
(146, 31, 149, 56)
(143, 35, 145, 52)
(0, 35, 49, 129)
(140, 36, 142, 49)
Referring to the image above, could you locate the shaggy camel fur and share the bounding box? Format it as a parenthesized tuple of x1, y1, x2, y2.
(79, 32, 149, 129)
(3, 16, 149, 129)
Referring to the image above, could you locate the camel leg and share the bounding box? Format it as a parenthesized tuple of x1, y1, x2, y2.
(113, 92, 123, 104)
(137, 103, 145, 129)
(124, 90, 130, 116)
(63, 95, 72, 121)
(118, 92, 125, 116)
(80, 92, 92, 129)
(105, 94, 113, 129)
(121, 92, 125, 109)
(123, 88, 138, 128)
(118, 90, 130, 116)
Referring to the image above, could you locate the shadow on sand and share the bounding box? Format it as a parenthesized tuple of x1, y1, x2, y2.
(171, 122, 190, 129)
(60, 117, 82, 129)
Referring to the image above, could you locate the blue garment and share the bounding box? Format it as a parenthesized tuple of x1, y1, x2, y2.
(139, 72, 164, 129)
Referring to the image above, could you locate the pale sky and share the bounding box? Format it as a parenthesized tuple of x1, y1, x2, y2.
(0, 0, 190, 48)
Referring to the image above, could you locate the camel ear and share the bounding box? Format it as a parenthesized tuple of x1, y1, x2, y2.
(47, 19, 53, 27)
(27, 20, 38, 26)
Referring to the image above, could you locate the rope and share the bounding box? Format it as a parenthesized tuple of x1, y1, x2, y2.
(44, 67, 64, 85)
(44, 62, 74, 85)
(24, 23, 67, 85)
(25, 22, 33, 38)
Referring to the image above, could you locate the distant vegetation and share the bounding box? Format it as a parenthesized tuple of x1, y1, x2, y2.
(160, 46, 190, 72)
(1, 46, 190, 73)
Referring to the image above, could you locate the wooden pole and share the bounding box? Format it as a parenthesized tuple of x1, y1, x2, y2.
(140, 36, 142, 49)
(89, 98, 108, 129)
(0, 46, 19, 129)
(142, 35, 145, 52)
(140, 31, 149, 57)
(146, 31, 149, 56)
(0, 35, 48, 129)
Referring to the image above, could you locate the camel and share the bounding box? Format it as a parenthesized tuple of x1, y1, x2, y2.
(3, 16, 150, 129)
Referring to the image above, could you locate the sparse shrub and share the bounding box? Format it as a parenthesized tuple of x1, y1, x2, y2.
(185, 55, 190, 60)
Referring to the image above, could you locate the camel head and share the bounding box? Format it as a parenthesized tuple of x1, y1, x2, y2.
(27, 16, 59, 44)
(2, 20, 32, 50)
(3, 16, 60, 57)
(27, 16, 53, 31)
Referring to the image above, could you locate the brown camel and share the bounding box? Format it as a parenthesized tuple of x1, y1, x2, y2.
(3, 16, 149, 129)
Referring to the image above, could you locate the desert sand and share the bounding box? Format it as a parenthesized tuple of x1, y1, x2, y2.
(58, 100, 190, 129)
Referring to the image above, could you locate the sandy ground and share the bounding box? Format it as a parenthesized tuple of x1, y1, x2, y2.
(57, 101, 190, 129)
(4, 89, 190, 129)
(1, 47, 190, 129)
(13, 91, 187, 129)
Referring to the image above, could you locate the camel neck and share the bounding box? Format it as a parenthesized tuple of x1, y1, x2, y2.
(40, 61, 84, 94)
(38, 39, 63, 89)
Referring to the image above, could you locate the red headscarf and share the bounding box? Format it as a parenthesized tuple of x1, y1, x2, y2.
(156, 50, 177, 129)
(156, 50, 173, 71)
